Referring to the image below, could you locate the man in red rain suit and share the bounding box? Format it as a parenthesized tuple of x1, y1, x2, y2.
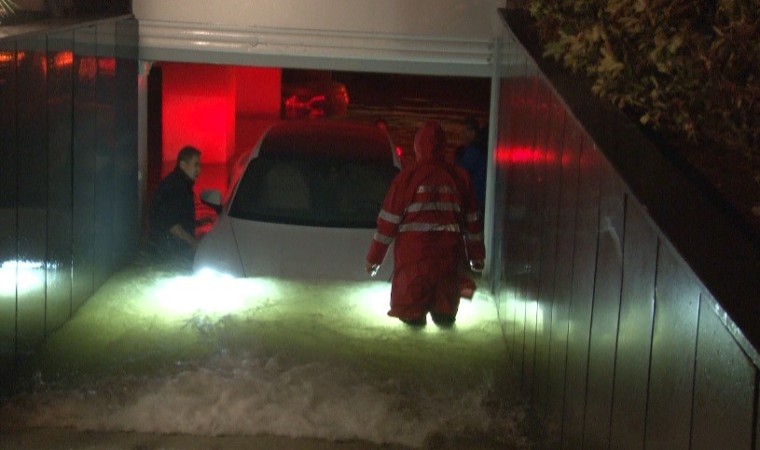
(365, 121, 486, 327)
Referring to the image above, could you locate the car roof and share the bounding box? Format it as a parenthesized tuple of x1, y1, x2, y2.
(254, 120, 396, 165)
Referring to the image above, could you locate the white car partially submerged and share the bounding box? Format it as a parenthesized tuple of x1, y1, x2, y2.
(194, 120, 400, 281)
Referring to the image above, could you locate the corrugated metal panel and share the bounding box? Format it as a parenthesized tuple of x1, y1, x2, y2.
(497, 74, 519, 360)
(0, 18, 139, 391)
(0, 39, 19, 383)
(691, 293, 754, 450)
(492, 71, 525, 344)
(46, 30, 75, 334)
(531, 86, 567, 414)
(582, 159, 625, 448)
(111, 20, 140, 266)
(16, 34, 48, 353)
(504, 66, 540, 372)
(496, 50, 530, 358)
(608, 199, 657, 450)
(72, 25, 99, 311)
(499, 10, 760, 449)
(112, 19, 140, 269)
(561, 135, 602, 449)
(544, 120, 583, 442)
(644, 245, 700, 450)
(94, 21, 118, 288)
(517, 72, 551, 395)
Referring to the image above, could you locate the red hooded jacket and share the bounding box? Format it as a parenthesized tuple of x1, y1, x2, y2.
(366, 121, 485, 318)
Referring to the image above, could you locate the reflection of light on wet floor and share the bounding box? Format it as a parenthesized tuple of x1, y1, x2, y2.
(2, 266, 530, 449)
(335, 278, 496, 332)
(150, 269, 281, 317)
(147, 269, 499, 334)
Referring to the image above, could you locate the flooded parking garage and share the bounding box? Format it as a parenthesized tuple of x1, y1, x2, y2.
(0, 262, 533, 449)
(0, 35, 514, 445)
(5, 5, 760, 448)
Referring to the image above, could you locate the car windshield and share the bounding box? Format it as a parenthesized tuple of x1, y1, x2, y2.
(229, 154, 398, 228)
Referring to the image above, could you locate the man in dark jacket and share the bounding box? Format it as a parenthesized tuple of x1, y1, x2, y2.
(365, 121, 486, 327)
(148, 146, 203, 265)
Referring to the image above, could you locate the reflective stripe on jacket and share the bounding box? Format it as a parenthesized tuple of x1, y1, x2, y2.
(366, 159, 485, 266)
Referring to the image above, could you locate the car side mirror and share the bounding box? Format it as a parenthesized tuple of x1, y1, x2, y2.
(200, 189, 223, 214)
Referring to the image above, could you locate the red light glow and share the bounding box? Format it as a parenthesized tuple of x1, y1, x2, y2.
(162, 63, 236, 165)
(98, 58, 116, 76)
(161, 64, 281, 166)
(40, 53, 47, 77)
(53, 51, 73, 69)
(78, 57, 97, 81)
(497, 146, 536, 164)
(495, 145, 562, 166)
(562, 152, 576, 167)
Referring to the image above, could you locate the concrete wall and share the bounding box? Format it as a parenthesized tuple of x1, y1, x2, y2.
(0, 17, 139, 391)
(494, 18, 760, 450)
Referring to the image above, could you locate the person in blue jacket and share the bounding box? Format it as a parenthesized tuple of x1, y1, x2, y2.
(455, 116, 487, 216)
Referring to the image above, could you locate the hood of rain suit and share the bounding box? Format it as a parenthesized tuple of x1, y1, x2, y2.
(413, 121, 446, 162)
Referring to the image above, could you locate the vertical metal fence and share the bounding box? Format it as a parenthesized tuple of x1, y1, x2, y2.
(495, 13, 760, 449)
(0, 17, 138, 392)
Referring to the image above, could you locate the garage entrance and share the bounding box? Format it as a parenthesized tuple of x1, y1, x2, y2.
(1, 6, 533, 448)
(142, 63, 493, 246)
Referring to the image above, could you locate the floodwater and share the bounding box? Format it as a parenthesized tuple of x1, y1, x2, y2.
(0, 74, 531, 449)
(0, 264, 533, 449)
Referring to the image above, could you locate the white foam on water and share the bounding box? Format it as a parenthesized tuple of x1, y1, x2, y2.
(8, 353, 518, 447)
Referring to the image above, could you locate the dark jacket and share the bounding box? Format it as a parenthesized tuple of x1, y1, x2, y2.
(148, 167, 196, 255)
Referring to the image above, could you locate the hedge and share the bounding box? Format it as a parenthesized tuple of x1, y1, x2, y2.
(507, 0, 759, 214)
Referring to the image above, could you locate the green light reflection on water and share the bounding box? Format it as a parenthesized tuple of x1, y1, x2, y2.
(34, 264, 508, 388)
